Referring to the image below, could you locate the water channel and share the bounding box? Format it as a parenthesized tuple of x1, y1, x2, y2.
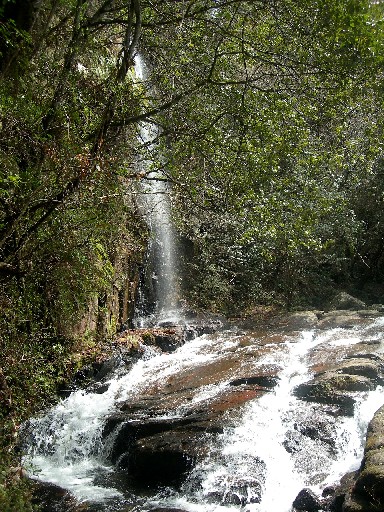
(23, 316, 384, 511)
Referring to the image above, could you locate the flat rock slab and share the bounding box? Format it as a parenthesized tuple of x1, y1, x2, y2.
(294, 352, 384, 417)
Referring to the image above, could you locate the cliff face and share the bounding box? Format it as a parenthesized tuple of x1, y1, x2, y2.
(72, 244, 145, 339)
(342, 405, 384, 512)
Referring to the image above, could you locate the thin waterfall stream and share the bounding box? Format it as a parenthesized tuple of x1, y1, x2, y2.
(134, 55, 181, 327)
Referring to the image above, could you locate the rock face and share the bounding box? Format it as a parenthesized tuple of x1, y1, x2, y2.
(343, 405, 384, 512)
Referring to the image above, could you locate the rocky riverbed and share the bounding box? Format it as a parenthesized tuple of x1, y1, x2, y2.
(27, 300, 384, 512)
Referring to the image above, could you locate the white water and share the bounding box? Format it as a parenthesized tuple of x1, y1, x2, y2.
(148, 323, 384, 512)
(134, 55, 181, 325)
(24, 317, 384, 511)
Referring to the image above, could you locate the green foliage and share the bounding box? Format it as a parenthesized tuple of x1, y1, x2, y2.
(139, 0, 384, 311)
(0, 470, 34, 512)
(0, 3, 147, 507)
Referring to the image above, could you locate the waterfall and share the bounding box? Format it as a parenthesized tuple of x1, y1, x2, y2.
(134, 55, 181, 326)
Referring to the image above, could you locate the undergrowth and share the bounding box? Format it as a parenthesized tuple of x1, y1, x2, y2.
(0, 324, 112, 511)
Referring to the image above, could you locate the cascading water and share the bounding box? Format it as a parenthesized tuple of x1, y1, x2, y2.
(134, 55, 181, 326)
(146, 322, 384, 512)
(23, 317, 384, 512)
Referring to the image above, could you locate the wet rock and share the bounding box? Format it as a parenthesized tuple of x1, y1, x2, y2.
(337, 358, 384, 383)
(296, 418, 337, 449)
(204, 386, 267, 414)
(149, 509, 188, 512)
(342, 492, 380, 512)
(93, 311, 384, 506)
(345, 353, 384, 363)
(223, 482, 260, 506)
(128, 327, 184, 352)
(104, 408, 227, 457)
(292, 488, 323, 511)
(321, 471, 357, 511)
(223, 486, 249, 506)
(235, 480, 262, 504)
(204, 477, 263, 506)
(102, 335, 279, 490)
(371, 304, 384, 312)
(91, 382, 110, 394)
(30, 480, 85, 511)
(153, 329, 184, 352)
(293, 381, 356, 416)
(280, 311, 319, 330)
(283, 430, 302, 454)
(317, 311, 369, 330)
(182, 314, 225, 340)
(154, 311, 225, 343)
(353, 407, 384, 499)
(318, 373, 376, 393)
(294, 353, 384, 417)
(284, 415, 338, 456)
(342, 405, 384, 512)
(229, 375, 279, 388)
(359, 339, 382, 347)
(127, 432, 196, 487)
(104, 382, 266, 483)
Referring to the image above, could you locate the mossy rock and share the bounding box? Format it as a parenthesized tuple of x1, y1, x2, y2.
(321, 373, 375, 392)
(293, 381, 356, 416)
(354, 464, 384, 502)
(348, 405, 384, 509)
(338, 359, 383, 382)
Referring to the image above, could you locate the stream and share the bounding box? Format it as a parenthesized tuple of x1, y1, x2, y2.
(23, 315, 384, 512)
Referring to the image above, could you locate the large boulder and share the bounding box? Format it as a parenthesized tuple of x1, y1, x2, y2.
(342, 405, 384, 511)
(328, 293, 366, 311)
(103, 381, 271, 489)
(352, 406, 384, 499)
(30, 480, 85, 512)
(101, 334, 280, 489)
(276, 311, 320, 331)
(293, 488, 323, 511)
